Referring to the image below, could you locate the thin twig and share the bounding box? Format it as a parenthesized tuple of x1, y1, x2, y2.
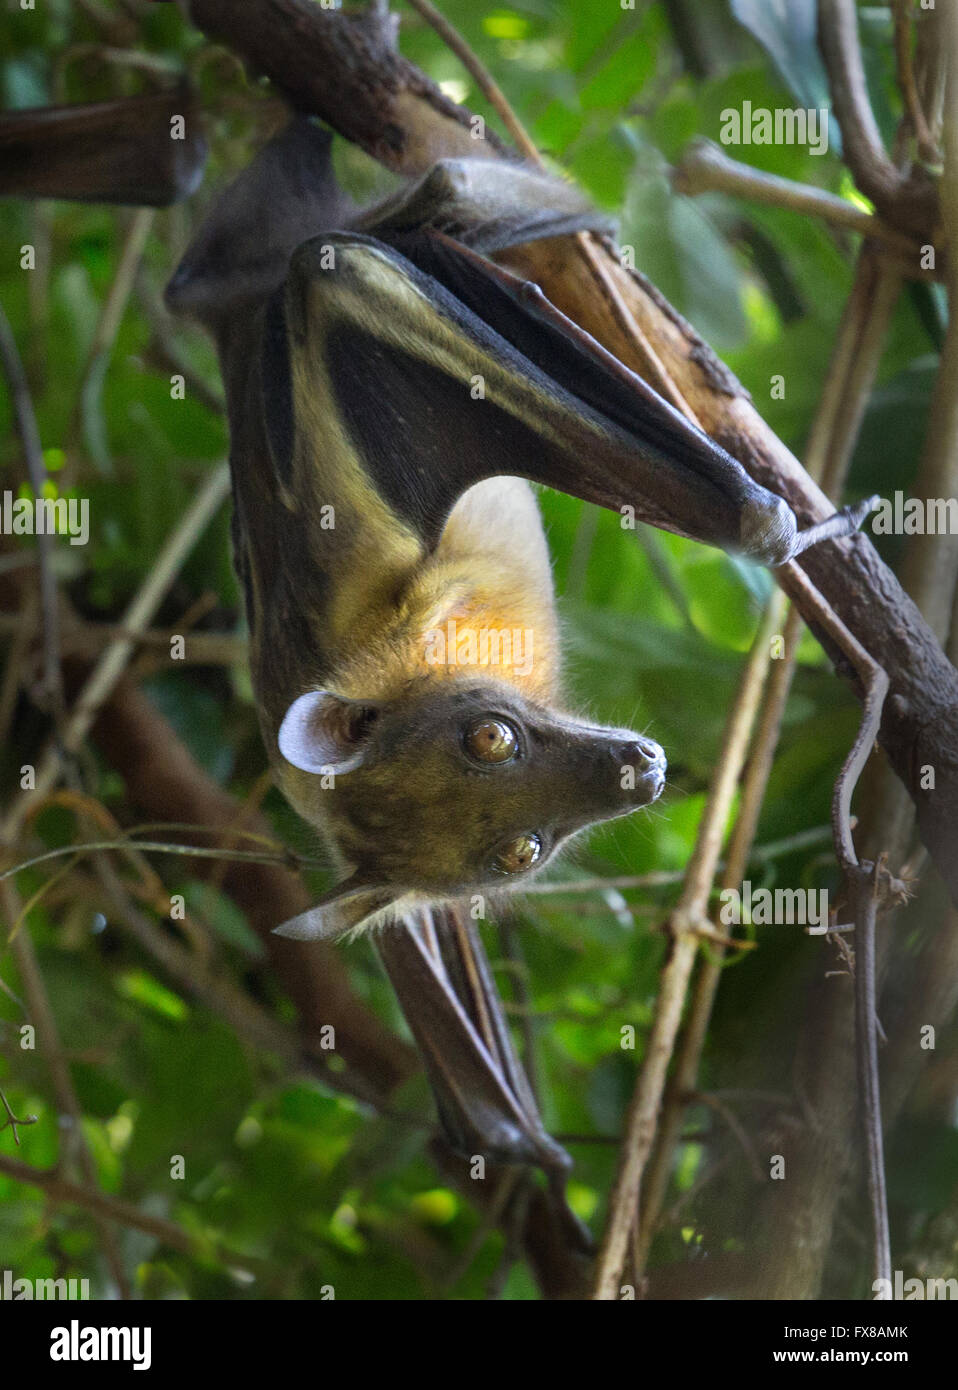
(0, 610, 245, 666)
(0, 1151, 261, 1273)
(672, 139, 922, 259)
(592, 593, 787, 1298)
(1, 879, 131, 1296)
(1, 837, 321, 884)
(803, 250, 903, 496)
(89, 855, 392, 1111)
(65, 208, 155, 466)
(23, 787, 167, 892)
(915, 3, 947, 153)
(817, 0, 913, 217)
(404, 0, 539, 160)
(636, 598, 798, 1264)
(0, 302, 64, 724)
(0, 461, 231, 845)
(893, 0, 940, 165)
(0, 1084, 37, 1145)
(900, 5, 958, 644)
(849, 859, 892, 1287)
(779, 564, 889, 876)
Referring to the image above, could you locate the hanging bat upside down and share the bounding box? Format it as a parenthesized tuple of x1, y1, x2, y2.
(2, 97, 878, 1184)
(162, 117, 875, 941)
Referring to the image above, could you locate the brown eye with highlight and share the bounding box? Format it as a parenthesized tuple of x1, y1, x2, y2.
(464, 717, 519, 764)
(494, 833, 542, 875)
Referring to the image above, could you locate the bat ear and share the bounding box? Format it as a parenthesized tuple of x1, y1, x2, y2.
(273, 878, 403, 942)
(278, 690, 380, 776)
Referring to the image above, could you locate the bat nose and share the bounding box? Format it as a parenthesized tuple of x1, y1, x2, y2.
(611, 736, 663, 767)
(613, 737, 667, 799)
(624, 736, 661, 764)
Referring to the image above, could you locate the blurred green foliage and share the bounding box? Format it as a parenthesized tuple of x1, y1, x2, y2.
(0, 0, 951, 1300)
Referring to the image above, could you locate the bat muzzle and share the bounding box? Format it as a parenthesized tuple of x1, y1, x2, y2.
(609, 734, 667, 806)
(553, 727, 666, 827)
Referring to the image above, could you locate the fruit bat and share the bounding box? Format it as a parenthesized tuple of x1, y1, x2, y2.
(165, 116, 873, 943)
(2, 109, 876, 1188)
(0, 85, 207, 206)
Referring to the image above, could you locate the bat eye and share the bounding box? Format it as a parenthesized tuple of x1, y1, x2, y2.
(494, 833, 542, 875)
(463, 717, 519, 764)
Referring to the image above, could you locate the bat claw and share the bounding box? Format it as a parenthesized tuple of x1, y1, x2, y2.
(789, 495, 879, 558)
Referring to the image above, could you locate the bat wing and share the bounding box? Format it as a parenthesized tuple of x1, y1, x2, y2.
(170, 121, 871, 567)
(266, 224, 800, 565)
(378, 907, 594, 1252)
(377, 907, 572, 1172)
(0, 86, 207, 207)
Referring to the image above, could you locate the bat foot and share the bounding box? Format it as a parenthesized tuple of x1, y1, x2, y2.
(789, 495, 879, 558)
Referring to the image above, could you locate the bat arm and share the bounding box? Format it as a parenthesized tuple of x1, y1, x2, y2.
(420, 234, 878, 566)
(292, 233, 784, 558)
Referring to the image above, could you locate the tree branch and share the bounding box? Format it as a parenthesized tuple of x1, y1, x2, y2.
(672, 138, 922, 260)
(0, 462, 231, 846)
(593, 594, 787, 1298)
(817, 0, 937, 235)
(0, 1152, 260, 1272)
(187, 0, 507, 170)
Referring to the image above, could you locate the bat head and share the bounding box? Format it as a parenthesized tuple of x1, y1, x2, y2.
(273, 678, 665, 940)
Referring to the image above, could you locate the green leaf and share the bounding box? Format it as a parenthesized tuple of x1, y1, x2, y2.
(730, 0, 834, 122)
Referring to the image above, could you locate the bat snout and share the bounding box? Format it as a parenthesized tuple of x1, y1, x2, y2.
(610, 735, 667, 804)
(562, 727, 667, 821)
